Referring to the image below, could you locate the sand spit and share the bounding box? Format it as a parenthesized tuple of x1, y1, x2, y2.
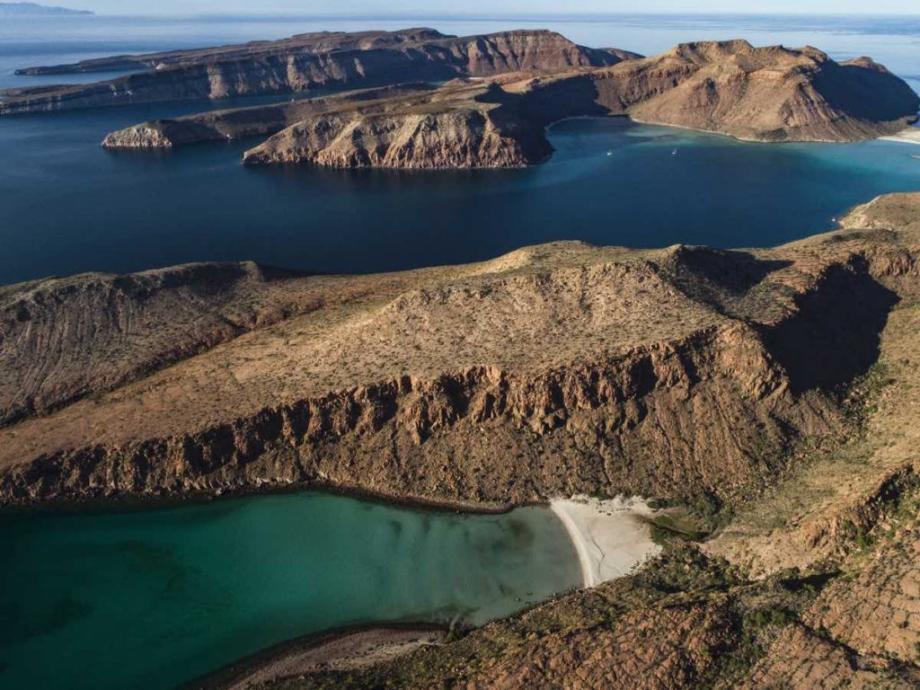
(549, 496, 661, 588)
(188, 626, 445, 690)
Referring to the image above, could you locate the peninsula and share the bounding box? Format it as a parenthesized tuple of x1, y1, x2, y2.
(2, 193, 919, 689)
(95, 36, 920, 168)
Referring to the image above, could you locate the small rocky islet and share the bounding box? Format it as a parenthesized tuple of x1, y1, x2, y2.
(1, 24, 919, 690)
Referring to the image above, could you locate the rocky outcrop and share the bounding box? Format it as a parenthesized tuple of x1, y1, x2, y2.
(3, 192, 919, 508)
(101, 38, 919, 168)
(520, 39, 920, 142)
(101, 83, 435, 149)
(241, 102, 551, 169)
(0, 28, 630, 114)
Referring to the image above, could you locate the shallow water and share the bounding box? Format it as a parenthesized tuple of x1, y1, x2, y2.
(0, 493, 581, 690)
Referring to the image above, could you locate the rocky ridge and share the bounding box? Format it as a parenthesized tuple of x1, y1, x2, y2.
(2, 195, 919, 688)
(101, 38, 919, 169)
(0, 28, 630, 114)
(1, 196, 916, 508)
(205, 193, 920, 690)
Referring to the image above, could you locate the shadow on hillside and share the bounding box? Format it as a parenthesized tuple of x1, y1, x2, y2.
(760, 259, 899, 393)
(668, 247, 793, 294)
(815, 61, 920, 123)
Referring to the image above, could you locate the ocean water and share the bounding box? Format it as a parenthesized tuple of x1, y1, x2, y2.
(0, 14, 918, 284)
(0, 493, 581, 690)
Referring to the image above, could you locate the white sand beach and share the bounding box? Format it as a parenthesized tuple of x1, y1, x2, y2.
(882, 128, 920, 145)
(549, 496, 662, 588)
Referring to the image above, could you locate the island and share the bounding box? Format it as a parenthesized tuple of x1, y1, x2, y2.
(1, 192, 919, 688)
(1, 29, 633, 107)
(100, 37, 919, 168)
(0, 2, 93, 15)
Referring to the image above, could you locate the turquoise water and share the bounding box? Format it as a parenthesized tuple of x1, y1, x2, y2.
(0, 493, 581, 690)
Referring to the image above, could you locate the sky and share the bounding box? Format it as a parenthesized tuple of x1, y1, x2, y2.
(42, 1, 920, 16)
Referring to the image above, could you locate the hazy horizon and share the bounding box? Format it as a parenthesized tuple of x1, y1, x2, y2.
(15, 2, 920, 18)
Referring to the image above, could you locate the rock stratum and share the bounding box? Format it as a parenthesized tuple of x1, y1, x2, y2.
(1, 195, 918, 509)
(97, 37, 919, 169)
(3, 193, 920, 688)
(0, 28, 631, 113)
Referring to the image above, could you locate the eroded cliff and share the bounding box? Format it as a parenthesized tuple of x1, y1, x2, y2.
(2, 194, 917, 508)
(203, 193, 920, 690)
(101, 38, 919, 168)
(0, 28, 630, 115)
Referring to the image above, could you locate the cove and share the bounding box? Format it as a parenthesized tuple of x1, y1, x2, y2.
(0, 492, 581, 690)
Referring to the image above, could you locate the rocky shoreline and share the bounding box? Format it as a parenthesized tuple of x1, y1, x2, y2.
(2, 194, 918, 687)
(96, 35, 920, 171)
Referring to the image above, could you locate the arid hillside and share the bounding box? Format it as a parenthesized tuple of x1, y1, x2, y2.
(99, 39, 919, 169)
(1, 195, 917, 511)
(0, 28, 632, 114)
(194, 193, 920, 690)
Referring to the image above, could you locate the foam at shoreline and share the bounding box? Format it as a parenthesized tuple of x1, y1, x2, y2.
(550, 495, 661, 588)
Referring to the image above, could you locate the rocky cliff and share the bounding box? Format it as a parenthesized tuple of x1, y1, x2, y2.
(512, 39, 919, 141)
(2, 194, 917, 507)
(100, 38, 919, 167)
(0, 28, 630, 114)
(193, 194, 920, 690)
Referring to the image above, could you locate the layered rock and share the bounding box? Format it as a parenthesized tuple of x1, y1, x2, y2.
(101, 83, 434, 149)
(246, 188, 920, 687)
(101, 38, 919, 168)
(518, 39, 920, 141)
(240, 84, 552, 169)
(0, 28, 630, 114)
(3, 193, 918, 507)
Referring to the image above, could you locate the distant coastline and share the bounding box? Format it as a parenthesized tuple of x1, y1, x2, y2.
(0, 2, 93, 16)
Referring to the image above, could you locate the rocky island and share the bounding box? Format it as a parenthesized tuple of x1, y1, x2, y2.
(95, 35, 919, 169)
(1, 192, 919, 688)
(0, 29, 632, 112)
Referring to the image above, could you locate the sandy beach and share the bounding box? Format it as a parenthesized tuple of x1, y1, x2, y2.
(549, 496, 662, 588)
(882, 127, 920, 145)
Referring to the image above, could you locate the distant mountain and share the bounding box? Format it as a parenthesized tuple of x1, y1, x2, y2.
(0, 2, 93, 15)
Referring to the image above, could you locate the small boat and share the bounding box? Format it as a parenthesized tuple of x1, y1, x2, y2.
(606, 150, 613, 156)
(672, 149, 678, 156)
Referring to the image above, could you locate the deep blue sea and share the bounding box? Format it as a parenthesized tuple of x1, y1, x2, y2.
(0, 14, 918, 284)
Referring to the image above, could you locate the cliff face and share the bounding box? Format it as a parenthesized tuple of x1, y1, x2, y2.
(521, 39, 920, 142)
(241, 103, 550, 169)
(0, 29, 629, 115)
(210, 195, 920, 690)
(100, 38, 919, 167)
(2, 195, 916, 507)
